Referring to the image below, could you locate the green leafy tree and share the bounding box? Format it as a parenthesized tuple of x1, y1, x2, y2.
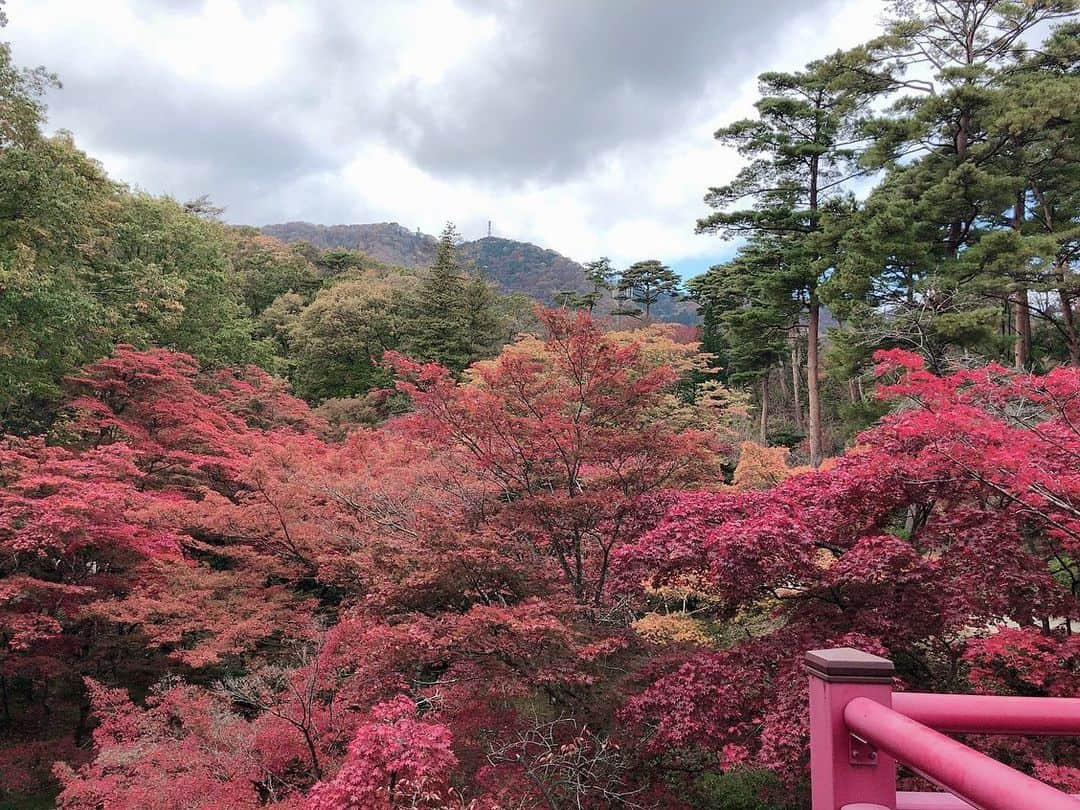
(103, 194, 272, 367)
(257, 291, 307, 357)
(0, 129, 275, 431)
(0, 1, 58, 151)
(0, 133, 115, 430)
(228, 229, 321, 316)
(315, 249, 371, 276)
(290, 273, 415, 400)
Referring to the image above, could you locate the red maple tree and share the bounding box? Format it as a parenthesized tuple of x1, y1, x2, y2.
(615, 351, 1079, 788)
(2, 324, 1076, 807)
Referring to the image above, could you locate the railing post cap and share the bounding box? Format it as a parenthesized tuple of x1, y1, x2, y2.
(805, 647, 895, 683)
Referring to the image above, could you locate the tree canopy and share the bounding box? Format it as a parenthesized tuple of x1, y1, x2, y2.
(1, 1, 1078, 806)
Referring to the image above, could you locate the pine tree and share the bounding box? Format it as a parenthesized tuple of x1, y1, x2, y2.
(582, 257, 617, 313)
(696, 55, 875, 465)
(553, 258, 621, 312)
(836, 0, 1077, 370)
(688, 236, 799, 444)
(618, 259, 680, 320)
(973, 19, 1080, 367)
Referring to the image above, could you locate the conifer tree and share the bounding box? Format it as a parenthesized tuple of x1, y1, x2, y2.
(973, 18, 1080, 367)
(403, 223, 472, 371)
(618, 259, 680, 320)
(834, 0, 1077, 370)
(689, 236, 799, 444)
(463, 273, 504, 360)
(403, 222, 507, 373)
(582, 257, 617, 313)
(696, 55, 875, 465)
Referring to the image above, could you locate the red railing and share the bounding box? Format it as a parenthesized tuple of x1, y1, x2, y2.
(805, 648, 1080, 810)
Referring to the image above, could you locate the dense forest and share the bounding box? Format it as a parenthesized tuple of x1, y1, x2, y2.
(1, 1, 1078, 808)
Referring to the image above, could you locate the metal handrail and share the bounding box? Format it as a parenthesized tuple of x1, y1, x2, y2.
(844, 697, 1078, 810)
(892, 692, 1080, 736)
(806, 647, 1080, 810)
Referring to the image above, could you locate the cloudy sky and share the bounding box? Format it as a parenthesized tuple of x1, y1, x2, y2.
(6, 0, 884, 276)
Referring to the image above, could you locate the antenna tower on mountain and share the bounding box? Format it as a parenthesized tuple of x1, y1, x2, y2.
(487, 220, 492, 238)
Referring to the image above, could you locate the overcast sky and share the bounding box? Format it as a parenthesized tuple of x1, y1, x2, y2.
(6, 0, 884, 275)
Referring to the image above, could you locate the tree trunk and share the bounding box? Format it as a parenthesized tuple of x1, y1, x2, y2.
(777, 358, 790, 402)
(1059, 278, 1080, 366)
(759, 371, 770, 445)
(791, 343, 804, 434)
(1012, 190, 1031, 369)
(1012, 288, 1031, 369)
(301, 727, 323, 780)
(806, 133, 824, 467)
(807, 301, 823, 467)
(1033, 186, 1078, 366)
(946, 99, 971, 258)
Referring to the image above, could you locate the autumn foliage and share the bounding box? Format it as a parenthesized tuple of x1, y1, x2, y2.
(616, 350, 1080, 786)
(1, 319, 1077, 807)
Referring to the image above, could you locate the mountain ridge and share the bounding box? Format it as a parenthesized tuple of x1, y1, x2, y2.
(260, 221, 588, 305)
(260, 220, 697, 323)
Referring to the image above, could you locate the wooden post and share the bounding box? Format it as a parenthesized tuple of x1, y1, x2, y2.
(806, 648, 897, 810)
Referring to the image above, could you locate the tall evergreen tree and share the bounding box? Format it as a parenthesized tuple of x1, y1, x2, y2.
(403, 222, 508, 374)
(404, 223, 472, 372)
(696, 55, 875, 465)
(1023, 21, 1080, 365)
(618, 259, 680, 320)
(836, 0, 1078, 369)
(688, 236, 794, 443)
(973, 18, 1080, 366)
(462, 273, 504, 361)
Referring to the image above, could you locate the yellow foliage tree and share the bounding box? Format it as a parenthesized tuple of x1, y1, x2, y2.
(731, 441, 799, 491)
(633, 612, 714, 646)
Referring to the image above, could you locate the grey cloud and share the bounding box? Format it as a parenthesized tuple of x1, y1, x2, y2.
(12, 0, 848, 225)
(20, 3, 386, 218)
(37, 69, 340, 220)
(378, 0, 825, 183)
(68, 76, 329, 178)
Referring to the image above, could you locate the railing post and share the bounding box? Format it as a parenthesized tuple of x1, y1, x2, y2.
(806, 648, 897, 810)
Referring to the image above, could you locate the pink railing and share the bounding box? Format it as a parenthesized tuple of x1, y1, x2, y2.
(805, 648, 1080, 810)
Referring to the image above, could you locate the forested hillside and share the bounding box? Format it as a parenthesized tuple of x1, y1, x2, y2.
(261, 220, 698, 322)
(261, 222, 440, 269)
(1, 1, 1078, 808)
(262, 220, 588, 305)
